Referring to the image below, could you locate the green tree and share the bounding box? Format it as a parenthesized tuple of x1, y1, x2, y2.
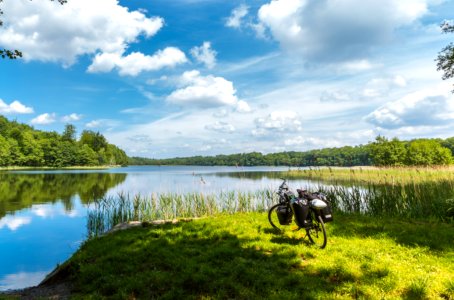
(436, 21, 454, 92)
(406, 139, 452, 166)
(62, 124, 77, 143)
(369, 136, 407, 166)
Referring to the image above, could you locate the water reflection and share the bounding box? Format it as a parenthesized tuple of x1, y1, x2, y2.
(0, 172, 127, 218)
(0, 271, 49, 290)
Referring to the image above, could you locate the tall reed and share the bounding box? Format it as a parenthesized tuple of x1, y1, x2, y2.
(87, 179, 454, 237)
(87, 190, 278, 237)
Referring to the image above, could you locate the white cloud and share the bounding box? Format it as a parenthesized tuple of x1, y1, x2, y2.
(236, 100, 251, 113)
(205, 121, 235, 133)
(30, 113, 56, 125)
(61, 113, 82, 122)
(320, 91, 351, 102)
(257, 0, 432, 62)
(226, 4, 249, 28)
(284, 136, 341, 148)
(0, 216, 31, 231)
(85, 120, 101, 128)
(190, 41, 217, 69)
(167, 70, 239, 107)
(254, 110, 302, 133)
(365, 83, 454, 129)
(0, 0, 165, 67)
(213, 108, 229, 118)
(0, 99, 34, 114)
(88, 47, 187, 76)
(361, 75, 408, 98)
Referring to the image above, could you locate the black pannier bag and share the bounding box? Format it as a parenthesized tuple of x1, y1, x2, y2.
(276, 205, 293, 225)
(319, 198, 333, 223)
(310, 192, 333, 223)
(291, 198, 310, 228)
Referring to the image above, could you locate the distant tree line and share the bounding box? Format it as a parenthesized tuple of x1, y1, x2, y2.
(130, 136, 454, 167)
(0, 116, 128, 167)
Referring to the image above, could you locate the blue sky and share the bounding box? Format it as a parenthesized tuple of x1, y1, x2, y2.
(1, 0, 454, 158)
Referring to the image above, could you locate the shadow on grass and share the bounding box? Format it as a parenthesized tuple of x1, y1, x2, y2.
(329, 213, 454, 251)
(63, 221, 352, 299)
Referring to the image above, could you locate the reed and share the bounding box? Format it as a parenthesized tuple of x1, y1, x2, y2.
(285, 166, 454, 184)
(87, 179, 454, 237)
(87, 190, 279, 237)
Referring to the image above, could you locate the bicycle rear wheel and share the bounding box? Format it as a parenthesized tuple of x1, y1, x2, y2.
(306, 213, 327, 249)
(268, 203, 291, 232)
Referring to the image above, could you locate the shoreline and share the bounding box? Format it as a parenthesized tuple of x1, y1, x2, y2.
(0, 165, 123, 171)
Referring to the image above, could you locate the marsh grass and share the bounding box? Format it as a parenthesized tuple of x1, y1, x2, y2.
(285, 166, 454, 184)
(87, 190, 277, 237)
(66, 213, 454, 299)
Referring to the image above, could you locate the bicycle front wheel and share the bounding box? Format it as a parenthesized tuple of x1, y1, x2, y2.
(306, 213, 327, 249)
(268, 203, 290, 232)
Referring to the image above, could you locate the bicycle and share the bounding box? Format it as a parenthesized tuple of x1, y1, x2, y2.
(267, 179, 332, 249)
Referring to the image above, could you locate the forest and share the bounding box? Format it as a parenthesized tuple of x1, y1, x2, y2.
(0, 115, 128, 167)
(130, 136, 454, 167)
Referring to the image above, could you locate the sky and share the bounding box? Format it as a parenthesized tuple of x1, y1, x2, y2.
(0, 0, 454, 158)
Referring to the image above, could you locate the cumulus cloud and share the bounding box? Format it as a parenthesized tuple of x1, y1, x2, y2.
(205, 121, 235, 133)
(0, 99, 34, 114)
(190, 42, 217, 69)
(257, 0, 432, 61)
(365, 84, 454, 129)
(254, 111, 302, 134)
(88, 47, 187, 76)
(61, 113, 82, 122)
(226, 4, 249, 28)
(0, 0, 186, 75)
(30, 113, 56, 125)
(236, 100, 252, 113)
(167, 70, 243, 108)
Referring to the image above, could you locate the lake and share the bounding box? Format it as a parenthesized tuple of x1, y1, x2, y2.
(0, 165, 320, 291)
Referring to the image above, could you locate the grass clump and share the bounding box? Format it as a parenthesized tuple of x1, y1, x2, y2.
(62, 213, 454, 299)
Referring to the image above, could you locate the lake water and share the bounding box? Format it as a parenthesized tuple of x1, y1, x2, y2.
(0, 166, 320, 291)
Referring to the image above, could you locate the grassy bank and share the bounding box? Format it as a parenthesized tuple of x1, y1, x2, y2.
(285, 166, 454, 184)
(41, 213, 454, 299)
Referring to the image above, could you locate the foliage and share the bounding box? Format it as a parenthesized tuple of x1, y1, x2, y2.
(0, 115, 128, 167)
(55, 213, 454, 299)
(437, 21, 454, 92)
(130, 135, 453, 167)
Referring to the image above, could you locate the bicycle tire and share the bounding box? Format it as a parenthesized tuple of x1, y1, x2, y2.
(306, 213, 327, 249)
(268, 203, 290, 232)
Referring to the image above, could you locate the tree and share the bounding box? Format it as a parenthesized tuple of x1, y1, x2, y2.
(436, 21, 454, 92)
(369, 136, 407, 166)
(62, 124, 76, 143)
(0, 0, 66, 59)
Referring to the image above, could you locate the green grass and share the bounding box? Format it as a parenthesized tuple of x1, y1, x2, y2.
(62, 212, 454, 299)
(285, 166, 454, 184)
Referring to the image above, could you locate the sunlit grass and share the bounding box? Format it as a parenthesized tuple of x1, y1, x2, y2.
(284, 166, 454, 184)
(65, 213, 454, 299)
